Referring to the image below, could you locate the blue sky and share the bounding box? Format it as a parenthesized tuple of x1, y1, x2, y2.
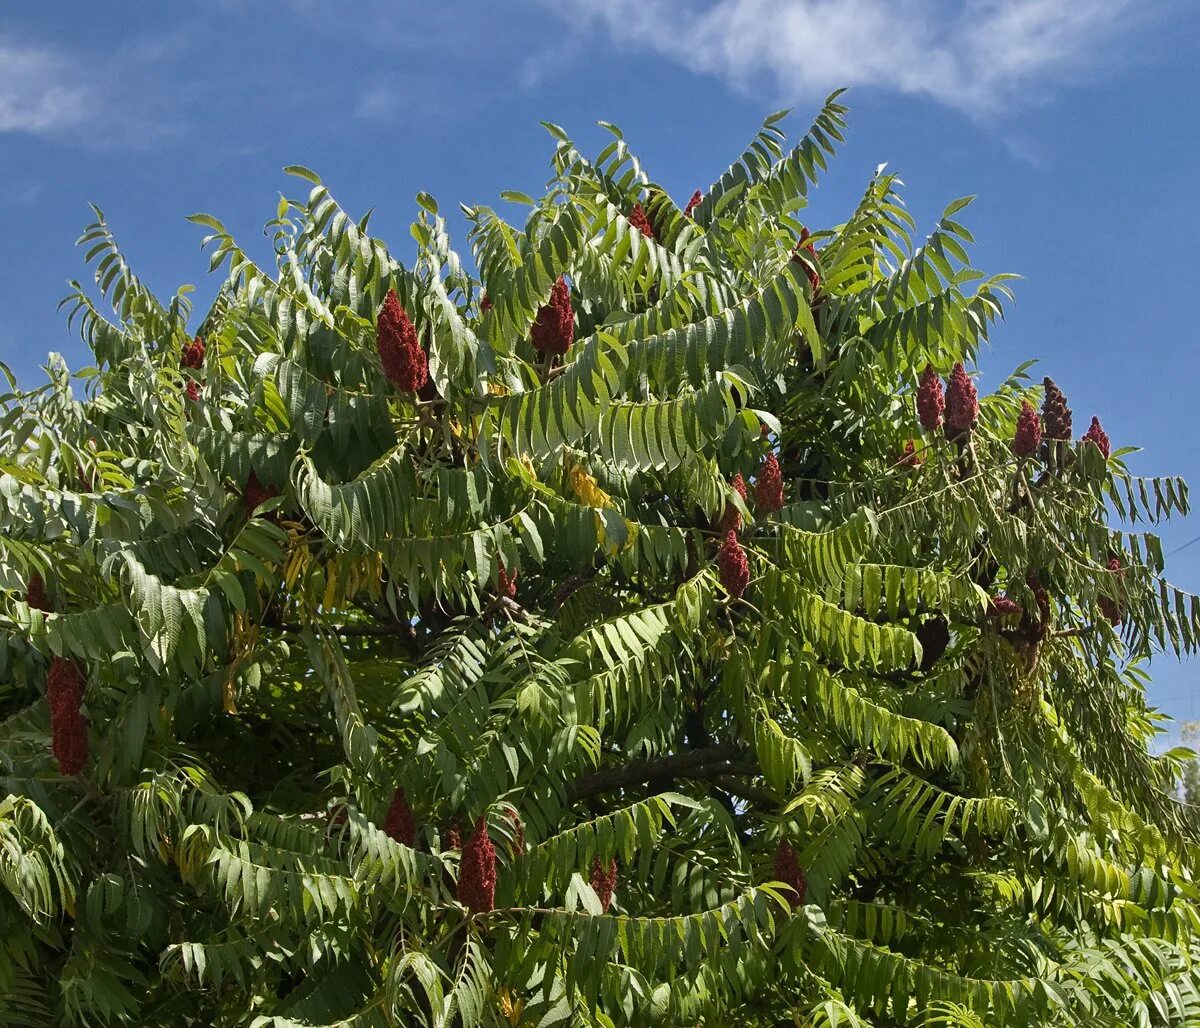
(2, 1, 1197, 729)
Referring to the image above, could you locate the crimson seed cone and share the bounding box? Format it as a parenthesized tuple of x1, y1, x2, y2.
(916, 364, 945, 432)
(683, 190, 703, 217)
(185, 380, 201, 403)
(718, 473, 748, 533)
(1082, 416, 1111, 459)
(496, 563, 518, 599)
(717, 531, 749, 599)
(26, 572, 51, 612)
(755, 452, 784, 513)
(383, 787, 416, 846)
(480, 293, 492, 312)
(943, 363, 978, 440)
(591, 856, 618, 913)
(181, 337, 206, 369)
(243, 471, 276, 512)
(458, 817, 496, 913)
(774, 839, 807, 907)
(1099, 556, 1123, 625)
(47, 658, 87, 775)
(443, 817, 462, 851)
(1041, 377, 1072, 441)
(988, 595, 1022, 617)
(376, 289, 428, 392)
(1013, 400, 1041, 457)
(531, 277, 574, 356)
(628, 203, 655, 239)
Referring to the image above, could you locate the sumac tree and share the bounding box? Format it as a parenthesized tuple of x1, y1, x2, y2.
(2, 93, 1199, 1026)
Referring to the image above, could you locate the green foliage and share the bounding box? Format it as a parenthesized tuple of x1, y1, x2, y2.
(1, 93, 1198, 1026)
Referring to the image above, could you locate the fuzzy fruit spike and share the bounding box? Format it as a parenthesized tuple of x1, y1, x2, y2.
(46, 658, 87, 775)
(755, 452, 785, 513)
(506, 806, 525, 856)
(181, 337, 206, 369)
(531, 277, 574, 356)
(943, 363, 979, 440)
(717, 530, 750, 599)
(1027, 572, 1051, 625)
(26, 572, 51, 612)
(1099, 556, 1123, 625)
(719, 473, 748, 533)
(243, 471, 277, 512)
(496, 563, 518, 599)
(1041, 377, 1072, 441)
(185, 380, 201, 403)
(899, 439, 922, 469)
(383, 787, 416, 847)
(376, 289, 428, 392)
(684, 190, 703, 217)
(1082, 416, 1111, 459)
(480, 293, 492, 312)
(1013, 400, 1041, 457)
(628, 203, 655, 239)
(916, 364, 945, 432)
(591, 856, 618, 913)
(988, 595, 1022, 617)
(457, 817, 497, 914)
(774, 838, 807, 907)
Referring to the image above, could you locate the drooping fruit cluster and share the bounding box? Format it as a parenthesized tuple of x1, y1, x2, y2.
(383, 787, 416, 846)
(376, 289, 428, 392)
(1082, 416, 1111, 459)
(1099, 556, 1123, 626)
(531, 277, 574, 356)
(943, 363, 978, 440)
(458, 817, 497, 914)
(26, 572, 50, 612)
(717, 530, 749, 599)
(628, 203, 655, 239)
(916, 364, 945, 432)
(683, 190, 703, 217)
(1041, 377, 1072, 441)
(590, 856, 618, 913)
(1013, 400, 1041, 457)
(755, 452, 784, 513)
(988, 595, 1022, 617)
(496, 563, 518, 599)
(46, 657, 87, 775)
(506, 806, 525, 856)
(718, 473, 748, 533)
(181, 337, 206, 369)
(243, 471, 278, 512)
(792, 226, 820, 293)
(773, 838, 807, 907)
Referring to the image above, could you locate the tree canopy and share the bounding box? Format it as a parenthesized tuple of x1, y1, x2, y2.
(3, 93, 1200, 1027)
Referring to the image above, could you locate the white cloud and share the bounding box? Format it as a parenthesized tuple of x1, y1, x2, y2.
(546, 0, 1139, 114)
(0, 35, 92, 134)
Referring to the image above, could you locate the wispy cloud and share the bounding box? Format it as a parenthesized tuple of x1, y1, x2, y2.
(0, 34, 93, 135)
(545, 0, 1140, 115)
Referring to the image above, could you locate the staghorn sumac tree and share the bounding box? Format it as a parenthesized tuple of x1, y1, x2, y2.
(2, 92, 1200, 1026)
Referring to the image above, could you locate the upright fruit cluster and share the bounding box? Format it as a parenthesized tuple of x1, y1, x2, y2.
(383, 787, 416, 846)
(717, 530, 749, 598)
(755, 452, 785, 513)
(1042, 377, 1073, 441)
(590, 857, 618, 913)
(774, 838, 807, 908)
(46, 657, 87, 775)
(943, 362, 979, 440)
(1013, 400, 1042, 457)
(458, 817, 497, 914)
(531, 277, 574, 356)
(627, 203, 655, 239)
(916, 364, 945, 432)
(376, 289, 428, 393)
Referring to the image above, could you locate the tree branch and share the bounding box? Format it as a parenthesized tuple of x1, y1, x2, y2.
(568, 742, 753, 800)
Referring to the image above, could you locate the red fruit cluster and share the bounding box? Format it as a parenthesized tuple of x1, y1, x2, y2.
(376, 289, 429, 392)
(47, 658, 87, 775)
(943, 363, 978, 440)
(185, 380, 201, 403)
(628, 203, 655, 239)
(1041, 377, 1072, 441)
(243, 471, 278, 512)
(755, 452, 784, 513)
(26, 572, 51, 612)
(899, 439, 922, 469)
(480, 293, 493, 312)
(718, 473, 748, 533)
(591, 856, 618, 913)
(458, 817, 497, 914)
(443, 817, 463, 852)
(383, 787, 416, 847)
(1099, 556, 1123, 626)
(506, 806, 525, 856)
(916, 364, 945, 432)
(988, 595, 1022, 617)
(1082, 416, 1111, 459)
(717, 530, 749, 598)
(774, 838, 807, 907)
(181, 337, 206, 370)
(496, 563, 518, 599)
(1013, 400, 1041, 457)
(683, 190, 703, 218)
(1027, 573, 1051, 625)
(792, 227, 821, 293)
(531, 277, 574, 356)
